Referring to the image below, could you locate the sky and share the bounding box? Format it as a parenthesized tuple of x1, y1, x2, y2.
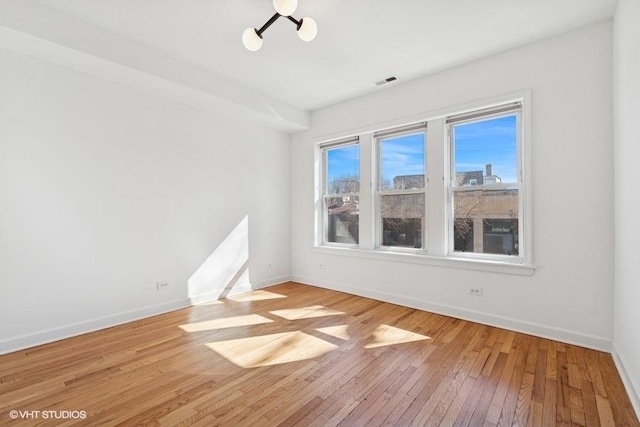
(454, 115, 517, 183)
(326, 114, 517, 186)
(326, 143, 359, 183)
(380, 133, 424, 186)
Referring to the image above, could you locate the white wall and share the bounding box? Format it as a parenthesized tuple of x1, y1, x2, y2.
(0, 49, 290, 353)
(613, 0, 640, 415)
(291, 22, 614, 350)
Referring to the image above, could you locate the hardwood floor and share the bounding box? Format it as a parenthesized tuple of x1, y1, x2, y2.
(1, 282, 638, 426)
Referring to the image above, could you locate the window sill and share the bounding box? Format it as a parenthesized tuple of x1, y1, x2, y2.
(312, 245, 535, 276)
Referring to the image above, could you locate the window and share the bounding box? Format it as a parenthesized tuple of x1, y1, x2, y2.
(322, 139, 360, 245)
(315, 96, 530, 271)
(376, 126, 426, 249)
(448, 104, 522, 259)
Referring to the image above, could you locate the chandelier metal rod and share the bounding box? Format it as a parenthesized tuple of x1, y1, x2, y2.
(286, 15, 302, 30)
(257, 13, 282, 37)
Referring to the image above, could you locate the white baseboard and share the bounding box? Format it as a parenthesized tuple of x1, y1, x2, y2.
(2, 274, 611, 361)
(189, 285, 253, 305)
(0, 276, 293, 356)
(0, 298, 190, 356)
(291, 275, 612, 352)
(188, 276, 291, 305)
(0, 276, 291, 355)
(255, 275, 292, 289)
(612, 344, 640, 419)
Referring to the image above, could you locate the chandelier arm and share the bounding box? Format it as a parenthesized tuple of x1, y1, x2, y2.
(286, 15, 302, 30)
(257, 13, 282, 37)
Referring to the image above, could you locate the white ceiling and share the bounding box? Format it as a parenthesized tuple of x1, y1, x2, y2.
(32, 0, 617, 111)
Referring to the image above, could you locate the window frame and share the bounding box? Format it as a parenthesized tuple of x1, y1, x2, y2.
(374, 127, 427, 253)
(313, 92, 533, 274)
(446, 105, 525, 264)
(320, 138, 361, 248)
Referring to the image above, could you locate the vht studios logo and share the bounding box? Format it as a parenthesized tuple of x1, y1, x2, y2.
(9, 410, 87, 420)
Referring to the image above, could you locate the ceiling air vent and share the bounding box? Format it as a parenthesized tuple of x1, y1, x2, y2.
(375, 76, 398, 86)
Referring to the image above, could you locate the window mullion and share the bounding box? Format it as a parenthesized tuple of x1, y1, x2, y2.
(426, 118, 446, 256)
(358, 133, 373, 249)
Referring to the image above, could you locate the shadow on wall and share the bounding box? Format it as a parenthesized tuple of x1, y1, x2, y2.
(188, 216, 251, 304)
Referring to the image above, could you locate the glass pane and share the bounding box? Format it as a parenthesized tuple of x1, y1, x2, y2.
(453, 114, 517, 186)
(326, 196, 359, 244)
(454, 218, 474, 252)
(326, 144, 360, 194)
(380, 194, 424, 248)
(453, 189, 519, 255)
(380, 133, 425, 190)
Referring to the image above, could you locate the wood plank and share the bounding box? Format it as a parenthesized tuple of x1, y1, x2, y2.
(595, 394, 616, 427)
(468, 352, 509, 426)
(541, 378, 557, 427)
(485, 343, 521, 424)
(570, 386, 587, 426)
(496, 339, 528, 427)
(532, 347, 548, 403)
(582, 379, 601, 427)
(513, 372, 535, 426)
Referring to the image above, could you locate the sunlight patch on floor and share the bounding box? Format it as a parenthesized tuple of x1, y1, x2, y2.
(269, 305, 344, 321)
(206, 331, 338, 368)
(195, 300, 225, 306)
(179, 314, 274, 333)
(364, 324, 430, 349)
(315, 325, 351, 341)
(227, 290, 288, 302)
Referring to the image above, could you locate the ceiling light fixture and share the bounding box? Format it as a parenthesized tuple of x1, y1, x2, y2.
(242, 0, 317, 51)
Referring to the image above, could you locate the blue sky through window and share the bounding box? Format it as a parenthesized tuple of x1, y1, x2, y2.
(380, 133, 425, 186)
(327, 144, 359, 184)
(454, 115, 517, 183)
(326, 115, 516, 186)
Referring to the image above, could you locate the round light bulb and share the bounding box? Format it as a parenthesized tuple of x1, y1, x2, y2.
(242, 27, 263, 51)
(273, 0, 297, 16)
(297, 17, 317, 42)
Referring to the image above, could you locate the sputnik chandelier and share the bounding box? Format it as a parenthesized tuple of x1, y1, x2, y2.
(242, 0, 317, 51)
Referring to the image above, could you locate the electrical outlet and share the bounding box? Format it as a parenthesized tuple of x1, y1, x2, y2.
(469, 287, 483, 296)
(319, 263, 327, 270)
(268, 264, 273, 269)
(156, 281, 169, 291)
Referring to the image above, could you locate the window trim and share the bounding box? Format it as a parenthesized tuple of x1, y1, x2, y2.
(320, 138, 361, 248)
(446, 105, 525, 264)
(313, 91, 534, 274)
(374, 127, 427, 252)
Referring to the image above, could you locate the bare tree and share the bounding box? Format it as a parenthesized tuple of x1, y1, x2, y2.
(453, 190, 484, 249)
(454, 193, 484, 233)
(328, 174, 359, 194)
